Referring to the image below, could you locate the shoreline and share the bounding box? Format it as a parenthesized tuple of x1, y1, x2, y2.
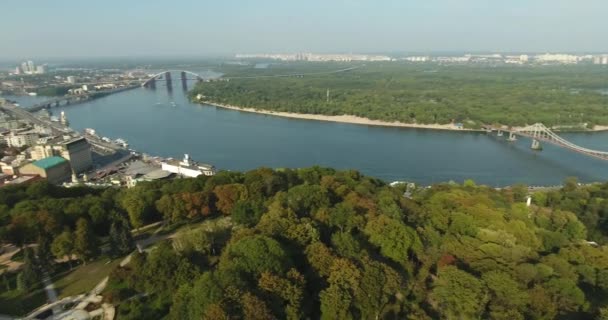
(200, 101, 483, 132)
(199, 100, 608, 133)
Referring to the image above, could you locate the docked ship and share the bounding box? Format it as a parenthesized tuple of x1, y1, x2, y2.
(114, 138, 129, 148)
(161, 154, 216, 178)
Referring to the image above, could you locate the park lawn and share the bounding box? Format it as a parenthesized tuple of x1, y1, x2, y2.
(54, 257, 123, 299)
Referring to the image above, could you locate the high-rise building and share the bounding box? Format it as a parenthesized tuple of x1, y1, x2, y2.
(21, 62, 29, 74)
(27, 60, 35, 73)
(60, 137, 92, 173)
(67, 76, 76, 84)
(14, 66, 22, 75)
(36, 65, 46, 74)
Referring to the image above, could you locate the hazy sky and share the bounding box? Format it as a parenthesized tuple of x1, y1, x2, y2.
(1, 0, 607, 58)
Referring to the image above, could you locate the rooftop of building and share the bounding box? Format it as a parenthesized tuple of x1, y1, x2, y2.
(125, 160, 158, 176)
(143, 169, 173, 180)
(5, 175, 40, 185)
(33, 156, 67, 170)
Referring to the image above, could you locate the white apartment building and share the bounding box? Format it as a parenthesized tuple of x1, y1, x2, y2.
(535, 53, 579, 64)
(6, 131, 39, 147)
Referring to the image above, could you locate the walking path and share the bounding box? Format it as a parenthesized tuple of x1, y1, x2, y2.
(41, 271, 61, 315)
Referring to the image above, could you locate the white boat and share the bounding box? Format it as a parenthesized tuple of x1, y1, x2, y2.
(114, 138, 129, 148)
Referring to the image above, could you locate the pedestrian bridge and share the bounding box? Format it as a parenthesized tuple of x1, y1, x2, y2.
(488, 123, 608, 161)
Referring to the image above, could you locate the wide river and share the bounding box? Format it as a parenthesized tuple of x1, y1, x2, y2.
(4, 76, 608, 186)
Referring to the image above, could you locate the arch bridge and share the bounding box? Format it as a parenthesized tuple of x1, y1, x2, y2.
(141, 70, 204, 89)
(489, 123, 608, 161)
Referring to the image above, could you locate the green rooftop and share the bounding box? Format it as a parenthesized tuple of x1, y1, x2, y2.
(33, 156, 67, 170)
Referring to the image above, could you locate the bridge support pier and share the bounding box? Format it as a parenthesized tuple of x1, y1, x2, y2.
(181, 71, 188, 91)
(497, 130, 503, 137)
(507, 132, 517, 142)
(531, 139, 542, 150)
(144, 78, 156, 89)
(165, 72, 173, 91)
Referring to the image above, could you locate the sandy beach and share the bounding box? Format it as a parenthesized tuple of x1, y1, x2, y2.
(200, 101, 481, 131)
(199, 100, 608, 133)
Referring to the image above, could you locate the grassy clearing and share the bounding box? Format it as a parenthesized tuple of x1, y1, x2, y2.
(54, 257, 123, 298)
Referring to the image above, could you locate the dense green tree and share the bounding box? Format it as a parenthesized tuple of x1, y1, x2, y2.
(364, 215, 422, 266)
(36, 234, 54, 269)
(481, 271, 528, 320)
(109, 219, 135, 256)
(121, 187, 160, 228)
(74, 218, 99, 264)
(231, 200, 264, 227)
(220, 235, 293, 280)
(19, 248, 41, 290)
(430, 266, 488, 319)
(287, 184, 330, 217)
(51, 229, 74, 266)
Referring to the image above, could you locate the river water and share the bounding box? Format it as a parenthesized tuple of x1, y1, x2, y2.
(5, 75, 608, 186)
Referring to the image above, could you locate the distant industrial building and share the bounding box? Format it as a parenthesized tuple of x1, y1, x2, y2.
(19, 156, 71, 184)
(161, 154, 216, 178)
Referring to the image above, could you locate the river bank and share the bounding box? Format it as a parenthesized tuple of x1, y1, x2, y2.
(200, 100, 483, 132)
(199, 100, 608, 133)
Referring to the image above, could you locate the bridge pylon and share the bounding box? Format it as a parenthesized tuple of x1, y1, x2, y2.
(531, 139, 542, 150)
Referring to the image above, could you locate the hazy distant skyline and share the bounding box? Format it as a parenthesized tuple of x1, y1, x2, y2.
(1, 0, 607, 59)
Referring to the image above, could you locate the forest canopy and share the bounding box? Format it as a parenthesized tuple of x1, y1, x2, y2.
(2, 167, 606, 319)
(191, 62, 608, 129)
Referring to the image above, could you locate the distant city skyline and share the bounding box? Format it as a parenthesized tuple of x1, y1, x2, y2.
(1, 0, 607, 59)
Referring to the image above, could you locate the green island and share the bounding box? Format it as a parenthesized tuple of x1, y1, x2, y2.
(191, 63, 608, 129)
(2, 167, 608, 319)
